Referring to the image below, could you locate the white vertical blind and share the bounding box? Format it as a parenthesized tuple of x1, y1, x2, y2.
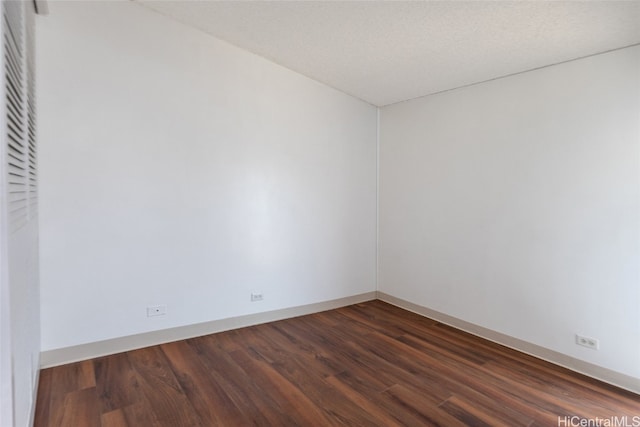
(4, 0, 36, 233)
(26, 4, 36, 219)
(1, 2, 38, 425)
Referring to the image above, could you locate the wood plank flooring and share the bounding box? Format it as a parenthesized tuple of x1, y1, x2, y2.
(34, 300, 640, 426)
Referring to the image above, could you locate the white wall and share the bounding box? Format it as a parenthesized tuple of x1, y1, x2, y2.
(37, 0, 639, 391)
(380, 46, 640, 380)
(38, 1, 377, 352)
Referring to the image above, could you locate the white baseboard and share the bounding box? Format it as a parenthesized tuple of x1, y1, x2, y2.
(40, 292, 377, 369)
(40, 290, 639, 396)
(377, 291, 640, 395)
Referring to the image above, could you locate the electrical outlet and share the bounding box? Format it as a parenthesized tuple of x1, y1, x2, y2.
(251, 292, 263, 302)
(147, 305, 167, 317)
(576, 334, 599, 350)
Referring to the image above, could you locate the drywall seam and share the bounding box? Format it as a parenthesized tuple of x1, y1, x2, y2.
(375, 106, 380, 292)
(40, 292, 377, 368)
(377, 292, 640, 395)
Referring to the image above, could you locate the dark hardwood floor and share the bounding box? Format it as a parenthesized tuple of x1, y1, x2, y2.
(34, 300, 639, 426)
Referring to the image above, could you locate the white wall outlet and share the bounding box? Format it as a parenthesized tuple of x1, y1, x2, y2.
(576, 334, 599, 350)
(250, 292, 263, 302)
(147, 305, 167, 317)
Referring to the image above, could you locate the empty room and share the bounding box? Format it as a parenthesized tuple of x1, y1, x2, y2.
(1, 0, 639, 426)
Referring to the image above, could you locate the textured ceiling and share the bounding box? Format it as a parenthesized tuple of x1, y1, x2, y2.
(139, 1, 640, 106)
